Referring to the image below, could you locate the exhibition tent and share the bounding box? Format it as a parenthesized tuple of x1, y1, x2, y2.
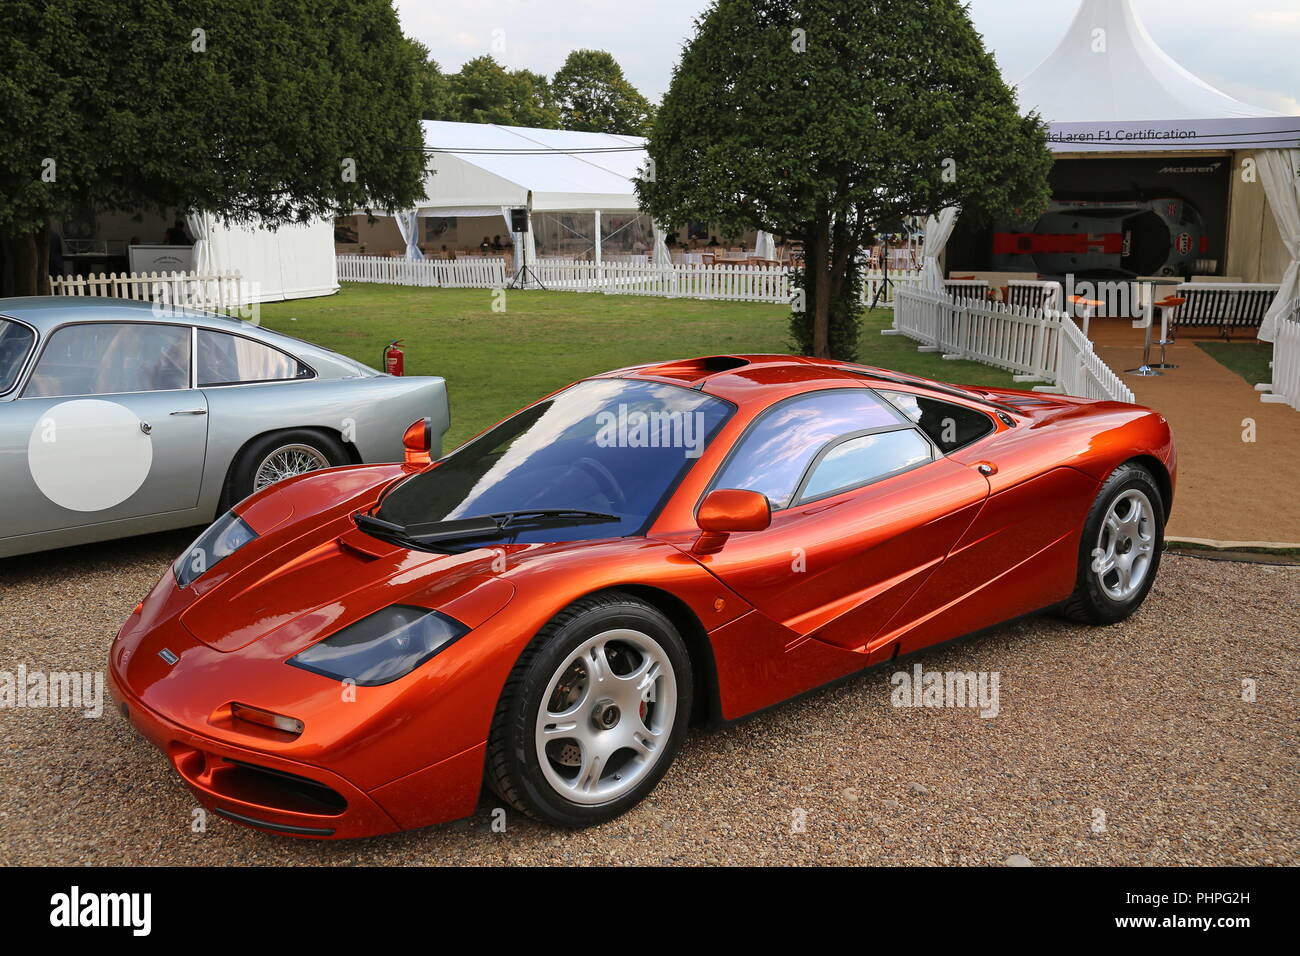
(933, 0, 1300, 338)
(395, 120, 671, 269)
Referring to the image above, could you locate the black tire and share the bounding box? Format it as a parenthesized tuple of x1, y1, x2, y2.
(1061, 462, 1165, 625)
(485, 590, 693, 828)
(224, 429, 349, 510)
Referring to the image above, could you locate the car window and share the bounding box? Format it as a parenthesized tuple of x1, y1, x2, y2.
(197, 330, 310, 386)
(0, 319, 35, 394)
(376, 378, 734, 542)
(24, 323, 191, 397)
(711, 389, 905, 510)
(877, 391, 995, 453)
(798, 429, 934, 503)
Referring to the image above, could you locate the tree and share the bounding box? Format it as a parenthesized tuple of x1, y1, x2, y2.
(0, 0, 428, 296)
(410, 40, 457, 121)
(637, 0, 1053, 359)
(553, 50, 655, 135)
(450, 56, 560, 128)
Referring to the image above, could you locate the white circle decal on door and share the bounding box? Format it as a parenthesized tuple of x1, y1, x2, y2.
(28, 399, 154, 512)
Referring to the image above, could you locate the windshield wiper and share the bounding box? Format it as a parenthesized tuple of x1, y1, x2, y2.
(353, 509, 620, 549)
(486, 509, 619, 529)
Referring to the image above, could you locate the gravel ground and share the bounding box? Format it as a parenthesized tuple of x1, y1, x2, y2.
(1, 531, 1296, 866)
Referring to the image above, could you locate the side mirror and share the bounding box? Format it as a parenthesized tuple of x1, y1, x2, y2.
(692, 488, 770, 555)
(402, 417, 433, 469)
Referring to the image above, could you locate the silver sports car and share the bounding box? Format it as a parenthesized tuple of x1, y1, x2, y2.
(0, 297, 449, 558)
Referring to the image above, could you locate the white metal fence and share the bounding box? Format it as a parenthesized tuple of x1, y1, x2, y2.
(892, 285, 1135, 404)
(336, 253, 922, 308)
(49, 271, 248, 314)
(1259, 300, 1300, 411)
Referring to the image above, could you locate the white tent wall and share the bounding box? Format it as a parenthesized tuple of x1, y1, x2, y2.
(1256, 149, 1300, 342)
(1228, 150, 1291, 284)
(207, 217, 339, 303)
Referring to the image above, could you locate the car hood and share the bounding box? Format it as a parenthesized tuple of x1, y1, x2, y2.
(174, 470, 520, 656)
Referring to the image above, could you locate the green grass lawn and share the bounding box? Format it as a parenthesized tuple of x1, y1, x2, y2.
(257, 284, 1017, 449)
(1196, 341, 1274, 389)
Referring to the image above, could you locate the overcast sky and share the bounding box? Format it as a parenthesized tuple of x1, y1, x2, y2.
(394, 0, 1300, 114)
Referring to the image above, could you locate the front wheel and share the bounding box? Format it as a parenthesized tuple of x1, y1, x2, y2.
(485, 591, 692, 827)
(1062, 462, 1165, 625)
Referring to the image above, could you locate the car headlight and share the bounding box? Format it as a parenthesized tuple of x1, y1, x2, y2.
(286, 605, 468, 686)
(173, 511, 257, 588)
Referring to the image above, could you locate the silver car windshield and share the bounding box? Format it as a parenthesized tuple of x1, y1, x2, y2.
(0, 319, 35, 393)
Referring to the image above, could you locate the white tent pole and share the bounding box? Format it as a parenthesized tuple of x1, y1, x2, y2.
(594, 209, 602, 281)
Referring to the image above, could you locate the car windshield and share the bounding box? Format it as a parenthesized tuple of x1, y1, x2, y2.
(0, 319, 35, 394)
(375, 378, 733, 544)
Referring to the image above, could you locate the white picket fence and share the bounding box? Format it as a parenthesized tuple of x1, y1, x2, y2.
(892, 285, 1135, 404)
(336, 254, 507, 288)
(49, 270, 248, 314)
(1259, 299, 1300, 411)
(336, 253, 922, 308)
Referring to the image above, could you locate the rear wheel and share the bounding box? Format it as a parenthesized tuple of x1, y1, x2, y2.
(485, 591, 692, 827)
(1062, 462, 1165, 624)
(225, 430, 349, 508)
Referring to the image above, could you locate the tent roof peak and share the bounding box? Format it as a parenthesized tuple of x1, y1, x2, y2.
(1015, 0, 1283, 123)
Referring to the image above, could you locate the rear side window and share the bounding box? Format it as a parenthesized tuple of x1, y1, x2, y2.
(711, 389, 906, 510)
(198, 330, 311, 386)
(878, 391, 994, 453)
(0, 319, 35, 394)
(25, 323, 190, 397)
(799, 430, 934, 502)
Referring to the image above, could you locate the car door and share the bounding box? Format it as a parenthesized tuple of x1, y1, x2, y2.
(697, 387, 990, 655)
(0, 321, 209, 539)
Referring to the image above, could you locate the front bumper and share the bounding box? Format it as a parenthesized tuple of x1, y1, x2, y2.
(108, 667, 485, 839)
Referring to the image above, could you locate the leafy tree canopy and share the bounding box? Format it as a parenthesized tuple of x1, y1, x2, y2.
(449, 56, 560, 128)
(637, 0, 1053, 358)
(553, 50, 655, 135)
(0, 0, 428, 294)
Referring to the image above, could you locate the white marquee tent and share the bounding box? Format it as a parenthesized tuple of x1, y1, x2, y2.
(391, 120, 773, 272)
(927, 0, 1300, 338)
(187, 214, 339, 304)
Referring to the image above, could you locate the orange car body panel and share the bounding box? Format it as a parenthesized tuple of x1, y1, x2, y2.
(109, 355, 1176, 838)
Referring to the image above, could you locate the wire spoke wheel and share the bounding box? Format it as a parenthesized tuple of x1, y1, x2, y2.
(534, 628, 677, 806)
(253, 443, 330, 491)
(1093, 488, 1155, 601)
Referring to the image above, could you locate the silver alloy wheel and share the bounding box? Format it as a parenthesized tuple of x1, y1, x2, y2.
(252, 443, 331, 491)
(534, 628, 677, 806)
(1093, 488, 1155, 601)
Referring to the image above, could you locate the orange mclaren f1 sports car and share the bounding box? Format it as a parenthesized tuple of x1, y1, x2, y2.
(109, 355, 1176, 838)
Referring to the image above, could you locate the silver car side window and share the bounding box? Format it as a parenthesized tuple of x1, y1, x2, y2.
(197, 330, 310, 386)
(24, 323, 191, 398)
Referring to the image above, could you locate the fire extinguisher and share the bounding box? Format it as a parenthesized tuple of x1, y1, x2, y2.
(383, 339, 405, 376)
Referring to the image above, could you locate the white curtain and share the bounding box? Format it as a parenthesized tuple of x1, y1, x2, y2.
(921, 207, 959, 291)
(185, 211, 215, 274)
(652, 222, 672, 268)
(501, 205, 536, 272)
(1258, 149, 1300, 343)
(392, 210, 423, 261)
(753, 230, 777, 260)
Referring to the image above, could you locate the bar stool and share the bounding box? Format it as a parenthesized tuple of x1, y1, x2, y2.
(1148, 296, 1185, 370)
(1068, 295, 1104, 338)
(1125, 296, 1161, 376)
